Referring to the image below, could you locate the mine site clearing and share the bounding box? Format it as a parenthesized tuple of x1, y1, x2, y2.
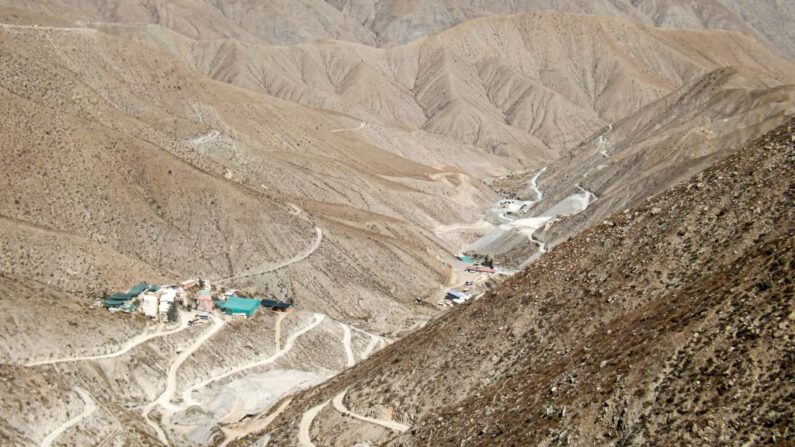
(29, 281, 390, 447)
(24, 164, 596, 447)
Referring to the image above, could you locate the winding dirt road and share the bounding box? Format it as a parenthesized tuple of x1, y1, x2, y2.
(219, 398, 293, 447)
(331, 389, 409, 432)
(181, 314, 326, 406)
(41, 387, 97, 447)
(142, 315, 225, 445)
(214, 227, 322, 283)
(298, 400, 329, 447)
(359, 333, 380, 361)
(340, 323, 355, 367)
(27, 315, 190, 367)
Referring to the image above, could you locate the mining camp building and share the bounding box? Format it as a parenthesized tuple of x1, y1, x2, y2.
(220, 296, 260, 318)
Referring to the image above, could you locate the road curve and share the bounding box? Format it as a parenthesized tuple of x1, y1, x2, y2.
(219, 397, 293, 447)
(340, 323, 355, 367)
(27, 316, 190, 367)
(182, 313, 325, 406)
(331, 389, 409, 432)
(41, 387, 97, 447)
(297, 400, 329, 447)
(142, 315, 225, 445)
(359, 334, 380, 361)
(214, 227, 322, 283)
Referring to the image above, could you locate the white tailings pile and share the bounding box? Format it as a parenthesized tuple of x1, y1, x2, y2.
(209, 370, 327, 424)
(468, 184, 597, 259)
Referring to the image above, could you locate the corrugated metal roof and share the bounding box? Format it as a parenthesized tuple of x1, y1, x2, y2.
(221, 296, 260, 314)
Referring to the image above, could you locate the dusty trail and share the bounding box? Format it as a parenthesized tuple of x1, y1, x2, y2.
(41, 387, 97, 447)
(219, 398, 293, 447)
(95, 403, 121, 447)
(181, 314, 326, 406)
(27, 315, 190, 367)
(340, 323, 355, 367)
(330, 121, 366, 133)
(528, 167, 547, 201)
(274, 312, 286, 350)
(214, 227, 322, 283)
(286, 202, 302, 216)
(298, 400, 329, 447)
(0, 23, 97, 33)
(359, 333, 380, 360)
(331, 390, 409, 432)
(142, 316, 225, 445)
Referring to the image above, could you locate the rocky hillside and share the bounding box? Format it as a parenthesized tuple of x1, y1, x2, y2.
(259, 120, 794, 446)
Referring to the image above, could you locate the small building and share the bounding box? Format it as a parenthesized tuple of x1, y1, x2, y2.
(220, 296, 260, 318)
(158, 288, 177, 321)
(261, 299, 293, 313)
(141, 293, 159, 318)
(197, 290, 214, 312)
(180, 279, 199, 291)
(457, 255, 476, 265)
(445, 289, 471, 304)
(103, 282, 159, 308)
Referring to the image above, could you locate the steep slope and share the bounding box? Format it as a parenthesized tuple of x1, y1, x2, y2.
(259, 120, 793, 446)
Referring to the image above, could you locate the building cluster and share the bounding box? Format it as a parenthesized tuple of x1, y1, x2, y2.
(102, 278, 293, 321)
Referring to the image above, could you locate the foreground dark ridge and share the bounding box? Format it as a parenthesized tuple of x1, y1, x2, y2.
(256, 118, 794, 446)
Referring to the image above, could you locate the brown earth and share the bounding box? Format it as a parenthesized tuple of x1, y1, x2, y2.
(260, 120, 794, 446)
(0, 3, 793, 446)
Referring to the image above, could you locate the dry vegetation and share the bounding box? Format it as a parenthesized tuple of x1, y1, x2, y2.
(262, 120, 794, 446)
(0, 2, 793, 446)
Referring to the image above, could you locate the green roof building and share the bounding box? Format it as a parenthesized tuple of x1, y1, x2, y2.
(220, 296, 260, 318)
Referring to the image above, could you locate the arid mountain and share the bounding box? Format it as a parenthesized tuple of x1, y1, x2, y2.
(5, 0, 794, 60)
(0, 2, 793, 446)
(0, 20, 502, 334)
(115, 11, 793, 163)
(3, 2, 793, 161)
(260, 119, 794, 447)
(470, 66, 794, 265)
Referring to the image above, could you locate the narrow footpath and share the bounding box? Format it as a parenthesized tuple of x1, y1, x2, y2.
(215, 227, 322, 283)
